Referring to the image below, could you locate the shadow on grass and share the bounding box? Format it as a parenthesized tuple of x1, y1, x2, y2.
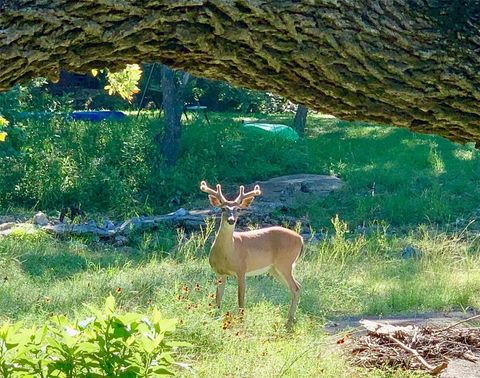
(297, 256, 480, 323)
(16, 239, 158, 280)
(20, 251, 88, 279)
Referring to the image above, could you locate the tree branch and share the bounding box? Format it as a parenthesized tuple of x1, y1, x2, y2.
(1, 1, 480, 144)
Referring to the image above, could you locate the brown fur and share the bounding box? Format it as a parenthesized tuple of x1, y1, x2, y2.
(200, 181, 303, 326)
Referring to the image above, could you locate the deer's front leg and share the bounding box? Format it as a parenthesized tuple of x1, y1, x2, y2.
(236, 272, 246, 309)
(216, 275, 227, 308)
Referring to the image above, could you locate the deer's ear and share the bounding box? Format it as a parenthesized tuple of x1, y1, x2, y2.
(239, 197, 255, 209)
(208, 195, 223, 208)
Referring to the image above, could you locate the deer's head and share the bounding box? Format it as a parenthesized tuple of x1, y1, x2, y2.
(200, 181, 261, 225)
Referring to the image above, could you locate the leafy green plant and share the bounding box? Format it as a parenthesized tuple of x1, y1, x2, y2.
(313, 215, 367, 268)
(0, 295, 187, 377)
(174, 217, 215, 261)
(95, 64, 142, 102)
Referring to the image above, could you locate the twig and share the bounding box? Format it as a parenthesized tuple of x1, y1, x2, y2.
(385, 333, 448, 374)
(437, 314, 480, 332)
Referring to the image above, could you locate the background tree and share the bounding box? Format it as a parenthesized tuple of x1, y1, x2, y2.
(97, 63, 190, 166)
(293, 105, 308, 137)
(158, 65, 191, 166)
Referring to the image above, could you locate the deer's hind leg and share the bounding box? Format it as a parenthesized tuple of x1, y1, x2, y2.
(271, 266, 301, 327)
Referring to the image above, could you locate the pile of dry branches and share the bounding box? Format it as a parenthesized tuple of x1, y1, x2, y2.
(347, 318, 480, 375)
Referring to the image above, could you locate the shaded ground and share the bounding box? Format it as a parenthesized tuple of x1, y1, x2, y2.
(325, 310, 478, 334)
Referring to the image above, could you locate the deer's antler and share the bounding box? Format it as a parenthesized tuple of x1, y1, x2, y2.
(234, 184, 261, 208)
(200, 180, 228, 205)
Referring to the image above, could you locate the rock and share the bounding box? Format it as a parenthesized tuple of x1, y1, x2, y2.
(250, 174, 343, 214)
(0, 215, 15, 224)
(173, 208, 188, 217)
(33, 212, 49, 226)
(114, 235, 128, 247)
(103, 219, 116, 230)
(401, 245, 422, 259)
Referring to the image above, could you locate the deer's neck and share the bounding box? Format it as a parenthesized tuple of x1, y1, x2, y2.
(213, 214, 235, 248)
(210, 214, 236, 264)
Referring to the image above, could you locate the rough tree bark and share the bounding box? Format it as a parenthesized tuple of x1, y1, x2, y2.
(293, 105, 308, 137)
(1, 1, 480, 145)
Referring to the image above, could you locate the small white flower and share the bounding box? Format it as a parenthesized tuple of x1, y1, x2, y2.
(64, 327, 80, 337)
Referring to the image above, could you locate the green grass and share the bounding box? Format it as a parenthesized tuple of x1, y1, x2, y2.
(1, 111, 479, 233)
(0, 224, 479, 376)
(1, 112, 480, 376)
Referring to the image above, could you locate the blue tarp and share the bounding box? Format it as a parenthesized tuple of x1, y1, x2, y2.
(15, 110, 127, 122)
(71, 111, 126, 122)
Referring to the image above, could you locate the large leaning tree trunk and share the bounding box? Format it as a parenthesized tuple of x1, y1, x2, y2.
(1, 1, 480, 145)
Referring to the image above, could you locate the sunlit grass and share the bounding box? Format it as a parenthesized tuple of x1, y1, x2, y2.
(0, 225, 478, 376)
(1, 111, 480, 376)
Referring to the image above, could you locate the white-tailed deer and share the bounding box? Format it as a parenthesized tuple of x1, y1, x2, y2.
(200, 180, 303, 326)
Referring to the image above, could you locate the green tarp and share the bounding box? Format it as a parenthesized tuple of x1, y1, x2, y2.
(242, 123, 299, 141)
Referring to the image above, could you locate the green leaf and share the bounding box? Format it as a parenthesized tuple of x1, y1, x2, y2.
(76, 341, 99, 353)
(156, 318, 176, 334)
(159, 352, 175, 364)
(139, 336, 157, 354)
(151, 366, 175, 376)
(105, 294, 116, 314)
(112, 323, 130, 339)
(34, 324, 48, 344)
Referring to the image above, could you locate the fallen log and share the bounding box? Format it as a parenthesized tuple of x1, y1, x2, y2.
(14, 175, 344, 239)
(42, 208, 214, 238)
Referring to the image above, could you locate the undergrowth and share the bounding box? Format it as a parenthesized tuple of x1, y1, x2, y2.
(0, 112, 478, 234)
(0, 111, 479, 376)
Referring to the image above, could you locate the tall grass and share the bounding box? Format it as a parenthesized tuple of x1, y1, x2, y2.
(1, 111, 480, 376)
(0, 224, 477, 376)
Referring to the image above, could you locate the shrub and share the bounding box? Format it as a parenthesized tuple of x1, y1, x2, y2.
(0, 295, 187, 377)
(183, 78, 294, 113)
